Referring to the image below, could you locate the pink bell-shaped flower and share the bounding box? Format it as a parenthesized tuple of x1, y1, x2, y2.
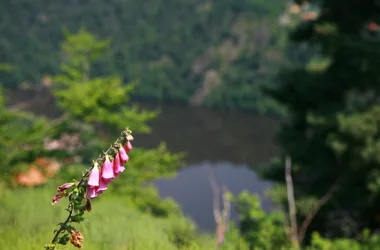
(113, 152, 125, 175)
(119, 146, 129, 163)
(96, 177, 109, 195)
(87, 163, 100, 187)
(87, 186, 98, 199)
(101, 155, 115, 180)
(124, 141, 133, 153)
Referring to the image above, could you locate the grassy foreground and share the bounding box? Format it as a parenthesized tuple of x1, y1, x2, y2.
(0, 185, 216, 250)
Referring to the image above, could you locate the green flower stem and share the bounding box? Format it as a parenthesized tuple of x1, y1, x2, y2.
(45, 128, 132, 249)
(49, 171, 90, 247)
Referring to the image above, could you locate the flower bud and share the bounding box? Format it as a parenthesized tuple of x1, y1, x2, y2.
(52, 193, 64, 205)
(126, 134, 134, 141)
(124, 141, 133, 153)
(118, 146, 129, 163)
(113, 152, 125, 175)
(57, 182, 74, 193)
(85, 197, 92, 212)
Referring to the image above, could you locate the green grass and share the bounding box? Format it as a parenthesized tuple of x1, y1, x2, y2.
(0, 185, 216, 250)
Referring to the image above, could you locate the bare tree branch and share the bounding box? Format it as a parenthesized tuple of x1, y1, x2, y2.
(283, 212, 292, 240)
(298, 183, 339, 243)
(208, 166, 232, 249)
(285, 156, 299, 246)
(221, 185, 231, 228)
(284, 155, 340, 246)
(208, 166, 221, 223)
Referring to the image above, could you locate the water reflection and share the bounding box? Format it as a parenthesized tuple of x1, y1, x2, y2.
(137, 102, 279, 230)
(155, 161, 273, 231)
(136, 102, 280, 165)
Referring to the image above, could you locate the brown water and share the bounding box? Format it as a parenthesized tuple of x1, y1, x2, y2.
(7, 88, 280, 231)
(136, 101, 280, 165)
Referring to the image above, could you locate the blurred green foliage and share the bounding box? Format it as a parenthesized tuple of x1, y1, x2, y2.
(234, 191, 290, 249)
(223, 191, 380, 250)
(263, 0, 380, 241)
(0, 86, 52, 182)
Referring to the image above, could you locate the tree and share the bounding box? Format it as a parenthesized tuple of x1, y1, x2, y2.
(53, 28, 157, 133)
(263, 0, 380, 239)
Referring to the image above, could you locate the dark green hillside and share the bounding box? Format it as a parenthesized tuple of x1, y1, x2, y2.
(0, 0, 286, 114)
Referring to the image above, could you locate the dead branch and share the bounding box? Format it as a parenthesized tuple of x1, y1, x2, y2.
(208, 166, 221, 224)
(285, 155, 299, 246)
(207, 166, 232, 249)
(284, 155, 340, 246)
(298, 183, 339, 243)
(283, 211, 292, 240)
(221, 185, 231, 228)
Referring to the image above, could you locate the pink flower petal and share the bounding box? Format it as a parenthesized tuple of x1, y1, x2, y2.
(113, 152, 125, 175)
(113, 152, 120, 173)
(124, 141, 133, 153)
(101, 155, 115, 180)
(87, 186, 98, 199)
(119, 146, 129, 163)
(96, 177, 109, 195)
(87, 163, 100, 187)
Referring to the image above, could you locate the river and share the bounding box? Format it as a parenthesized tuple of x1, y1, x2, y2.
(137, 102, 279, 231)
(7, 88, 280, 231)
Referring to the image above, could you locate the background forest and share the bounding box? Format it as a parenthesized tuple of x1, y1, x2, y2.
(1, 0, 286, 114)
